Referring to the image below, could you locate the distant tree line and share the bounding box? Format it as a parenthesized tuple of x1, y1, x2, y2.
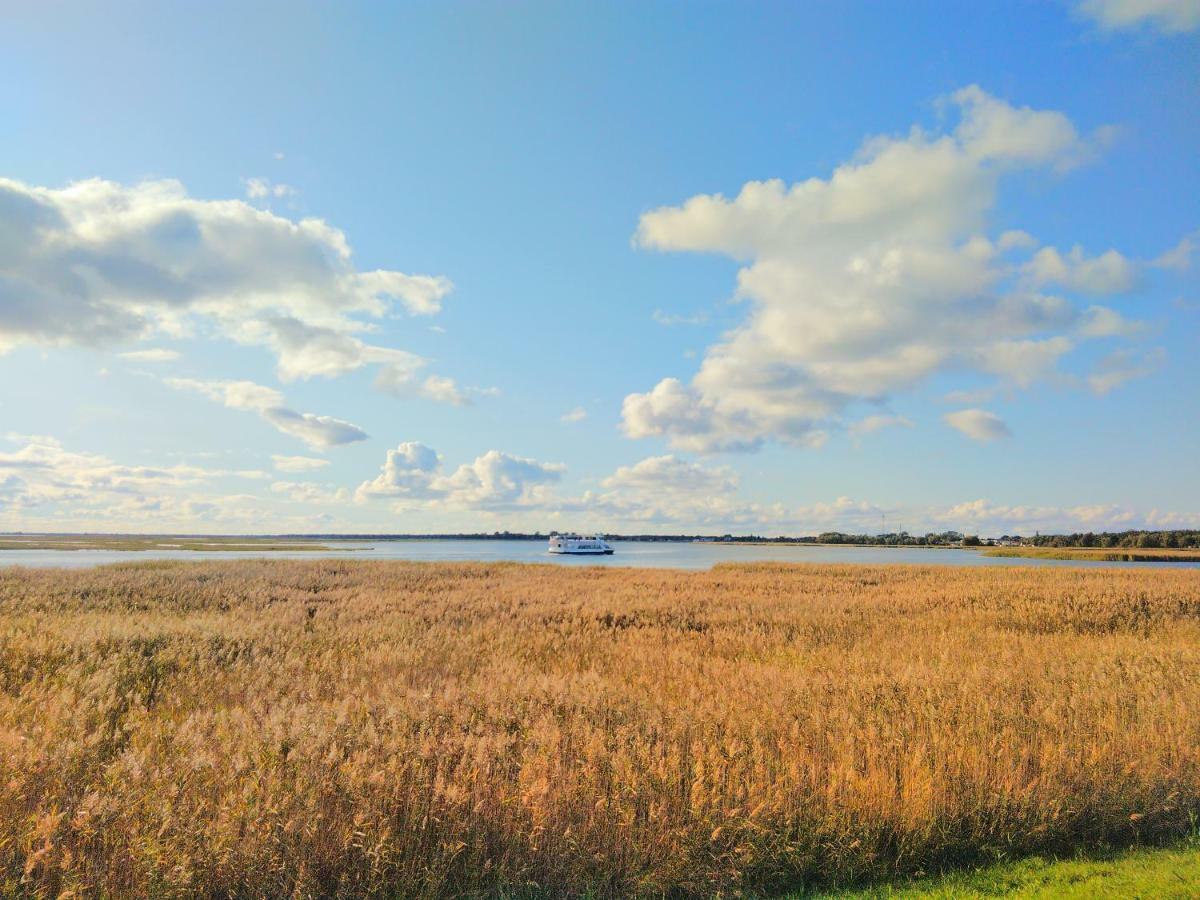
(1015, 530, 1200, 549)
(813, 531, 975, 546)
(238, 529, 1200, 548)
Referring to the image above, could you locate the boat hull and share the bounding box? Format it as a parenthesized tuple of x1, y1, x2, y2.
(547, 535, 615, 555)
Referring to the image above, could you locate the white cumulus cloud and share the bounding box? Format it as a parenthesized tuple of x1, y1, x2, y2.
(622, 87, 1163, 452)
(1024, 245, 1136, 294)
(602, 454, 739, 496)
(0, 433, 274, 528)
(356, 442, 565, 510)
(583, 454, 763, 526)
(933, 498, 1200, 534)
(0, 176, 465, 396)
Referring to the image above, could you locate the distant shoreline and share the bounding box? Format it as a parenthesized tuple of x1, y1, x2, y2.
(3, 532, 1197, 555)
(717, 541, 967, 549)
(0, 536, 344, 552)
(0, 533, 991, 552)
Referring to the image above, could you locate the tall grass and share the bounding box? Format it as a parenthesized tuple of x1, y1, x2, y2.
(1, 560, 1198, 897)
(982, 546, 1200, 562)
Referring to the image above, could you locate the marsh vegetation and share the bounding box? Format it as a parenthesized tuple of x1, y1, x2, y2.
(1, 560, 1198, 896)
(982, 547, 1200, 562)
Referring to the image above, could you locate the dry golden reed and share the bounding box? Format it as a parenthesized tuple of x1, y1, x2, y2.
(1, 560, 1198, 897)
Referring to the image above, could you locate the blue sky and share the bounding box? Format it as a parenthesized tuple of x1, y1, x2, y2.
(0, 0, 1197, 535)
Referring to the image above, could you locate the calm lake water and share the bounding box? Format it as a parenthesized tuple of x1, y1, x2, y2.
(1, 540, 1197, 570)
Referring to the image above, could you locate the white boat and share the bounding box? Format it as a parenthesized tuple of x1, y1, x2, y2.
(548, 534, 614, 555)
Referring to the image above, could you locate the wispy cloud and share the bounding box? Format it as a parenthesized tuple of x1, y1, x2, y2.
(118, 348, 180, 363)
(944, 408, 1011, 443)
(272, 454, 331, 472)
(1154, 232, 1196, 270)
(1088, 347, 1166, 394)
(165, 377, 368, 450)
(652, 309, 709, 326)
(848, 414, 914, 438)
(941, 388, 997, 406)
(271, 480, 348, 504)
(1076, 0, 1200, 34)
(243, 176, 296, 199)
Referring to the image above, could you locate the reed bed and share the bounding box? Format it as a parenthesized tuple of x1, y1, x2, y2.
(982, 546, 1200, 562)
(1, 560, 1198, 898)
